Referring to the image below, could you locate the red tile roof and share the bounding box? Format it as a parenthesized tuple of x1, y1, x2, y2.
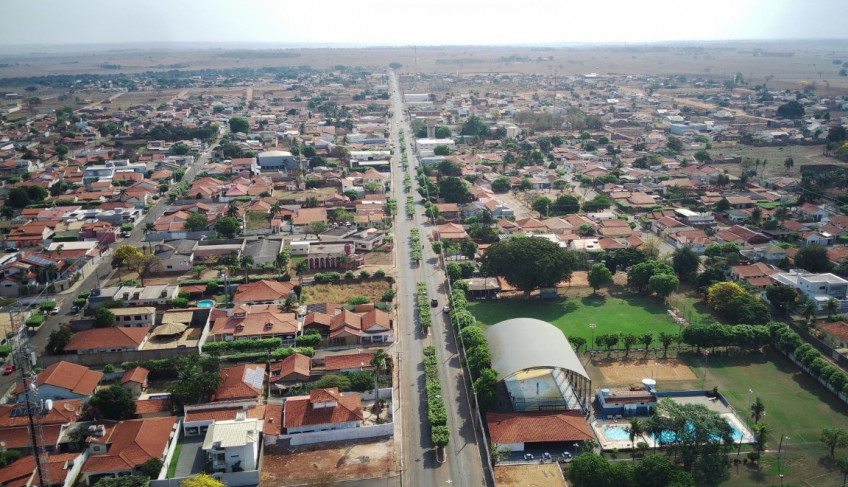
(213, 364, 265, 402)
(12, 361, 102, 397)
(486, 410, 594, 444)
(284, 388, 363, 429)
(82, 417, 176, 473)
(324, 352, 375, 371)
(134, 398, 173, 416)
(233, 279, 295, 303)
(263, 404, 284, 436)
(269, 353, 312, 383)
(64, 327, 148, 352)
(0, 399, 83, 428)
(184, 404, 265, 423)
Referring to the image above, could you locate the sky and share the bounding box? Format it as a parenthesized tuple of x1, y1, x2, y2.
(1, 0, 845, 48)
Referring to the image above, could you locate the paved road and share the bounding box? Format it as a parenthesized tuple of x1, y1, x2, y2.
(387, 70, 489, 487)
(0, 131, 222, 397)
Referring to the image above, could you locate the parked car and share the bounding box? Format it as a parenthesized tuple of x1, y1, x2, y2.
(3, 364, 14, 375)
(430, 298, 438, 307)
(560, 452, 573, 462)
(523, 453, 534, 461)
(542, 452, 552, 461)
(51, 307, 60, 315)
(5, 247, 18, 253)
(443, 305, 450, 313)
(70, 306, 80, 314)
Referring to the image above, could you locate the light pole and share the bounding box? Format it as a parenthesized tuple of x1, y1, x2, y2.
(701, 350, 710, 389)
(589, 323, 597, 352)
(778, 435, 789, 478)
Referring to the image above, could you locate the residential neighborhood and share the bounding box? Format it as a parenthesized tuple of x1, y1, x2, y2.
(1, 37, 848, 487)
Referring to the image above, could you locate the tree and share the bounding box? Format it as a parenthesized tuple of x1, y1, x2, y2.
(169, 355, 222, 406)
(305, 220, 329, 238)
(649, 273, 679, 300)
(214, 216, 242, 238)
(587, 263, 612, 294)
(666, 136, 684, 153)
(532, 197, 552, 217)
(795, 244, 833, 273)
(226, 201, 240, 218)
(483, 237, 576, 298)
(228, 117, 250, 133)
(491, 177, 511, 192)
(474, 368, 498, 411)
(707, 281, 748, 314)
(433, 144, 452, 156)
(139, 457, 163, 479)
(633, 454, 693, 487)
(94, 307, 115, 328)
(370, 348, 387, 410)
(672, 246, 700, 283)
(55, 144, 69, 159)
(90, 385, 136, 420)
(628, 260, 674, 293)
(295, 259, 310, 285)
(460, 239, 477, 261)
(628, 418, 646, 461)
(569, 336, 587, 353)
(460, 115, 490, 138)
(184, 211, 209, 232)
(46, 325, 73, 355)
(582, 195, 612, 213)
(640, 332, 654, 352)
(94, 477, 150, 487)
(658, 332, 676, 356)
(784, 157, 795, 172)
(693, 150, 712, 162)
(714, 197, 731, 212)
(567, 452, 611, 487)
(823, 428, 848, 458)
(753, 422, 772, 453)
(750, 396, 765, 423)
(777, 100, 805, 118)
(438, 177, 472, 203)
(553, 194, 580, 214)
(765, 284, 797, 312)
(180, 474, 226, 487)
(239, 254, 254, 282)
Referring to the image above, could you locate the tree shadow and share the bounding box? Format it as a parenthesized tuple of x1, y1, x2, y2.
(580, 295, 606, 307)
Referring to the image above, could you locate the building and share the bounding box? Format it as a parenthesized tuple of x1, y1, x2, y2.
(774, 270, 848, 313)
(81, 417, 177, 484)
(13, 361, 103, 403)
(121, 367, 149, 399)
(269, 353, 312, 387)
(108, 307, 157, 327)
(63, 327, 149, 355)
(213, 364, 266, 402)
(209, 305, 300, 344)
(232, 280, 295, 306)
(283, 388, 364, 434)
(88, 285, 180, 309)
(257, 150, 296, 171)
(202, 418, 264, 473)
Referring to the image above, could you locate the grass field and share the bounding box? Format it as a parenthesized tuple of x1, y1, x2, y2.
(245, 211, 271, 230)
(658, 350, 848, 487)
(303, 281, 390, 305)
(466, 293, 682, 343)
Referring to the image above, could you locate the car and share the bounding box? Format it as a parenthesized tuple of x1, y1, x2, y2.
(3, 364, 14, 375)
(430, 298, 438, 307)
(443, 305, 450, 313)
(523, 453, 534, 461)
(5, 247, 19, 253)
(70, 306, 80, 314)
(51, 307, 60, 315)
(542, 452, 552, 461)
(560, 452, 573, 462)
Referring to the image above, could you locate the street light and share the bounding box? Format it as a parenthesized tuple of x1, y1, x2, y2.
(589, 323, 597, 352)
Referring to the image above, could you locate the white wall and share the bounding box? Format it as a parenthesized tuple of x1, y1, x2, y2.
(282, 422, 394, 446)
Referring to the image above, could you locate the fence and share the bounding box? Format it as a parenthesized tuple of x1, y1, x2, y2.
(37, 346, 199, 368)
(280, 422, 394, 446)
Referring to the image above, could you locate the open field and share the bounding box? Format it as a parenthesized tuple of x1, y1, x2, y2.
(587, 348, 848, 487)
(597, 358, 698, 384)
(493, 463, 568, 487)
(303, 280, 391, 305)
(467, 293, 682, 342)
(245, 211, 271, 230)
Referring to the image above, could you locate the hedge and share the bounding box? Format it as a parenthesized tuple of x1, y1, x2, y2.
(0, 345, 12, 358)
(270, 347, 315, 360)
(203, 338, 282, 354)
(417, 282, 431, 331)
(72, 298, 87, 307)
(422, 345, 449, 447)
(38, 301, 57, 311)
(121, 357, 184, 378)
(295, 334, 321, 347)
(314, 272, 341, 284)
(179, 274, 291, 286)
(26, 315, 45, 327)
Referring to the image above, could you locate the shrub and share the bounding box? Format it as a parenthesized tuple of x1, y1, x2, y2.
(359, 270, 371, 279)
(203, 338, 282, 355)
(0, 345, 12, 358)
(39, 301, 57, 311)
(72, 298, 87, 307)
(119, 279, 142, 287)
(348, 296, 371, 306)
(178, 290, 191, 299)
(103, 364, 116, 373)
(295, 334, 321, 347)
(382, 288, 396, 302)
(344, 271, 355, 279)
(314, 272, 341, 284)
(172, 297, 190, 308)
(26, 315, 45, 327)
(374, 269, 386, 278)
(77, 291, 91, 299)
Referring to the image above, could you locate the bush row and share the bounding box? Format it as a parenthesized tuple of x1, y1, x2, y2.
(770, 322, 848, 395)
(423, 346, 450, 447)
(417, 282, 431, 332)
(203, 338, 282, 354)
(179, 274, 291, 286)
(449, 287, 497, 411)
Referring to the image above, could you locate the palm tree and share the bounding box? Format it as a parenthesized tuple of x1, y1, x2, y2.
(275, 251, 290, 275)
(836, 456, 848, 487)
(826, 298, 840, 319)
(750, 396, 765, 423)
(295, 259, 309, 286)
(144, 222, 156, 235)
(658, 332, 676, 357)
(801, 300, 819, 324)
(628, 418, 646, 463)
(370, 349, 388, 412)
(239, 255, 254, 283)
(753, 422, 771, 454)
(270, 201, 282, 222)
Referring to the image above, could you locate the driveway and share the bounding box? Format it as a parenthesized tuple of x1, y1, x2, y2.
(172, 436, 206, 478)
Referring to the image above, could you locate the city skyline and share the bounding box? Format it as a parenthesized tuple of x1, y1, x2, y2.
(0, 0, 845, 49)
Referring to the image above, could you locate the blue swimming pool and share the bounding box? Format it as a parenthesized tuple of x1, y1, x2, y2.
(655, 420, 744, 443)
(603, 426, 631, 441)
(198, 300, 215, 308)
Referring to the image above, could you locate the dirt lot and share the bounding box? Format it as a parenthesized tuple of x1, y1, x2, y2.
(595, 358, 698, 386)
(493, 463, 568, 487)
(261, 438, 395, 486)
(303, 280, 391, 304)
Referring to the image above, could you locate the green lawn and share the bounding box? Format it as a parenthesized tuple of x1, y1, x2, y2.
(167, 441, 183, 478)
(467, 293, 682, 343)
(245, 211, 271, 231)
(670, 349, 848, 487)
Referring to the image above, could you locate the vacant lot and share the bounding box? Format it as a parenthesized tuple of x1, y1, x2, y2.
(245, 211, 271, 231)
(597, 358, 698, 385)
(467, 293, 681, 343)
(493, 463, 567, 487)
(303, 280, 391, 305)
(261, 439, 395, 486)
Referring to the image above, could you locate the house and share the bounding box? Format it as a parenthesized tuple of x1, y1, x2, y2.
(730, 263, 779, 282)
(13, 361, 103, 403)
(0, 399, 84, 452)
(774, 270, 848, 313)
(817, 321, 848, 349)
(269, 353, 312, 386)
(232, 280, 295, 305)
(209, 305, 300, 344)
(283, 388, 364, 434)
(182, 402, 265, 437)
(108, 307, 157, 327)
(798, 202, 830, 222)
(303, 307, 394, 345)
(134, 397, 173, 419)
(88, 285, 179, 309)
(202, 418, 264, 473)
(435, 222, 468, 242)
(324, 352, 376, 373)
(0, 452, 83, 487)
(82, 416, 177, 483)
(213, 364, 266, 402)
(121, 367, 149, 399)
(63, 327, 149, 355)
(753, 243, 787, 263)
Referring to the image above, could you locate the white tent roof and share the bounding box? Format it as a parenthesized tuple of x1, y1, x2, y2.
(484, 317, 589, 380)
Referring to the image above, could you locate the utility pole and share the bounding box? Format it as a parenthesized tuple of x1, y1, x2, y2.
(10, 303, 50, 487)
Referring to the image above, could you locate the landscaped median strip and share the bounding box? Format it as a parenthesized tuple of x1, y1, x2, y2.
(424, 345, 450, 451)
(417, 281, 431, 333)
(410, 228, 422, 262)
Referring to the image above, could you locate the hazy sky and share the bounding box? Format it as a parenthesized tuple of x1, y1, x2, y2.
(1, 0, 845, 47)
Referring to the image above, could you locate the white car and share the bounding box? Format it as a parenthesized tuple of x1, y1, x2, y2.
(51, 307, 60, 315)
(443, 305, 450, 313)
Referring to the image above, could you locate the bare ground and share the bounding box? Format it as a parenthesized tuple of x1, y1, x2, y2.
(493, 463, 568, 487)
(260, 438, 395, 487)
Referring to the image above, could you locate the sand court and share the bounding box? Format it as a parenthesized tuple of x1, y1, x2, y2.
(597, 358, 698, 384)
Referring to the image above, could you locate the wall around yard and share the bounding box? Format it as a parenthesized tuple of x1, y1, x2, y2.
(281, 422, 394, 446)
(37, 347, 199, 368)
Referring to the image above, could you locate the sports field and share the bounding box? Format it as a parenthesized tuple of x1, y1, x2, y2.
(597, 358, 698, 385)
(467, 293, 682, 344)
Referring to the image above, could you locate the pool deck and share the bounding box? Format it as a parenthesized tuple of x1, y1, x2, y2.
(593, 395, 756, 451)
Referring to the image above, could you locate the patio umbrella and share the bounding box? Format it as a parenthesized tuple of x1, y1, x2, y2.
(152, 322, 188, 337)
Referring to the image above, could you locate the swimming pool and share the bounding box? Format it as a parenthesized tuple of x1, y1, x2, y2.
(198, 300, 215, 308)
(654, 420, 744, 443)
(603, 426, 631, 441)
